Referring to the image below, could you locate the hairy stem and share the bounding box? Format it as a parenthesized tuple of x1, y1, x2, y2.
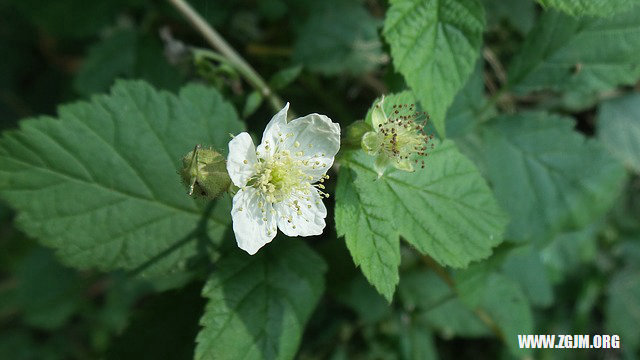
(167, 0, 285, 113)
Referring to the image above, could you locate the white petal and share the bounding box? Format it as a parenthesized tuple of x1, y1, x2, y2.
(227, 132, 258, 187)
(257, 102, 289, 159)
(274, 186, 327, 237)
(231, 187, 277, 255)
(280, 113, 340, 181)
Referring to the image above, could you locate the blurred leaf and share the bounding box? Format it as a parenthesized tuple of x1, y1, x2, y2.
(399, 270, 490, 338)
(0, 81, 242, 277)
(597, 93, 640, 173)
(445, 62, 491, 138)
(606, 268, 640, 351)
(481, 112, 626, 243)
(14, 247, 84, 329)
(335, 167, 400, 302)
(383, 0, 485, 137)
(501, 245, 553, 307)
(332, 274, 392, 324)
(74, 29, 183, 96)
(195, 241, 326, 360)
(537, 0, 638, 17)
(269, 65, 303, 90)
(541, 225, 599, 282)
(456, 270, 533, 355)
(8, 0, 142, 38)
(483, 0, 535, 34)
(243, 90, 263, 118)
(0, 329, 62, 360)
(106, 282, 205, 360)
(398, 316, 438, 360)
(342, 143, 507, 268)
(508, 8, 640, 95)
(294, 1, 383, 75)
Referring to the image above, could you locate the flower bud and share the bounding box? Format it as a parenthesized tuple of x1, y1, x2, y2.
(180, 146, 231, 199)
(342, 120, 373, 150)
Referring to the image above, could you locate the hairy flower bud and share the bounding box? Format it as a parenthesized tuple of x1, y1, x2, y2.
(180, 145, 231, 199)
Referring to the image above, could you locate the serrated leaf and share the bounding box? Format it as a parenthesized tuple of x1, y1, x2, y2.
(344, 142, 507, 268)
(537, 0, 639, 17)
(508, 8, 640, 95)
(383, 0, 485, 137)
(480, 112, 626, 243)
(293, 1, 383, 75)
(195, 241, 326, 360)
(606, 268, 640, 351)
(456, 270, 533, 355)
(0, 80, 243, 277)
(335, 167, 400, 302)
(597, 93, 640, 172)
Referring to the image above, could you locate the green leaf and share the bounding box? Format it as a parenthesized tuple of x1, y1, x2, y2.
(0, 80, 243, 277)
(481, 112, 626, 243)
(541, 225, 599, 282)
(7, 0, 144, 38)
(606, 268, 640, 351)
(501, 245, 553, 307)
(268, 65, 303, 90)
(332, 274, 392, 324)
(383, 0, 485, 137)
(399, 270, 489, 337)
(243, 91, 263, 118)
(344, 142, 507, 268)
(335, 167, 400, 301)
(445, 61, 492, 138)
(537, 0, 639, 17)
(398, 317, 438, 360)
(508, 8, 640, 95)
(456, 270, 533, 355)
(483, 0, 536, 34)
(74, 29, 183, 96)
(293, 1, 383, 75)
(195, 241, 326, 360)
(106, 282, 205, 360)
(597, 93, 640, 172)
(13, 248, 84, 330)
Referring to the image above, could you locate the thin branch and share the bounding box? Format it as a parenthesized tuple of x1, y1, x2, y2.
(167, 0, 285, 113)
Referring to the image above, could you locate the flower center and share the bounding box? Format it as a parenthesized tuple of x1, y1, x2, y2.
(250, 149, 315, 204)
(377, 104, 434, 168)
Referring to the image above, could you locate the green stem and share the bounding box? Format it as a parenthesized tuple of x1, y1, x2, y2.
(167, 0, 285, 113)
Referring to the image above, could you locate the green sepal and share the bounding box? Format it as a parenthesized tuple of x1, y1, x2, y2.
(180, 146, 231, 199)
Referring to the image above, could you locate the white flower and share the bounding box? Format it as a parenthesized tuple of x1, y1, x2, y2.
(227, 103, 341, 255)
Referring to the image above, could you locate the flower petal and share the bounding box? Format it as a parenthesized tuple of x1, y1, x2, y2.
(227, 132, 258, 187)
(281, 113, 341, 181)
(274, 187, 327, 237)
(231, 187, 277, 255)
(371, 96, 387, 129)
(257, 102, 289, 159)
